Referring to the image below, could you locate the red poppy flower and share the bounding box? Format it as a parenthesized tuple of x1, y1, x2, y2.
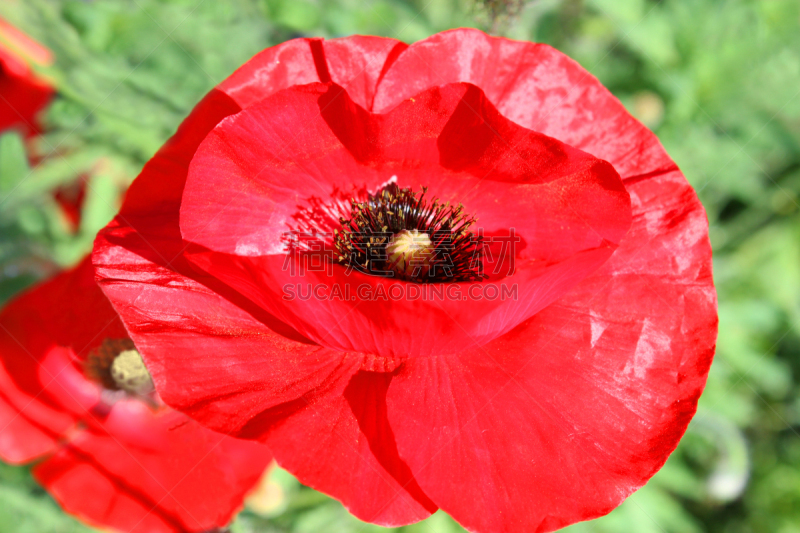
(0, 257, 272, 533)
(0, 18, 53, 136)
(93, 29, 717, 532)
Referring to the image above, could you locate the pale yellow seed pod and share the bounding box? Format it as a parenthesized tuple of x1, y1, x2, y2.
(386, 229, 433, 278)
(110, 349, 155, 395)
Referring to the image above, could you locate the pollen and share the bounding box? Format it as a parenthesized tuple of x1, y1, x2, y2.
(110, 349, 155, 395)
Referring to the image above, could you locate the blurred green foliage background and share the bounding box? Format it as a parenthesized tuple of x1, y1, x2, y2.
(0, 0, 799, 532)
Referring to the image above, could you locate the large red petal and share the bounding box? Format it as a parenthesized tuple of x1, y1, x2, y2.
(373, 28, 674, 180)
(33, 410, 268, 533)
(179, 81, 630, 357)
(386, 238, 714, 532)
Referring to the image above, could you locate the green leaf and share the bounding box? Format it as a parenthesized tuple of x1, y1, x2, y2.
(0, 132, 31, 194)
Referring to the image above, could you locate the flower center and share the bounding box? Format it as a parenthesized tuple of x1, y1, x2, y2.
(334, 182, 486, 283)
(85, 338, 154, 396)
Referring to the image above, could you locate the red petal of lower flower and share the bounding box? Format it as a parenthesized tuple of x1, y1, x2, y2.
(34, 414, 268, 533)
(0, 361, 67, 463)
(1, 258, 273, 531)
(0, 262, 100, 464)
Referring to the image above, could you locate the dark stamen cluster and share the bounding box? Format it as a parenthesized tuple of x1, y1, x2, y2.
(334, 183, 486, 283)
